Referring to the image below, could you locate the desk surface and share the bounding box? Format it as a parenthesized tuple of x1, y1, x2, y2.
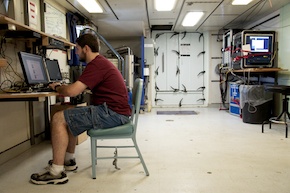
(233, 68, 287, 73)
(0, 92, 58, 99)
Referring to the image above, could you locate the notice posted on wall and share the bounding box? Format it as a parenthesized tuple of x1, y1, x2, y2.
(180, 43, 191, 57)
(28, 0, 37, 26)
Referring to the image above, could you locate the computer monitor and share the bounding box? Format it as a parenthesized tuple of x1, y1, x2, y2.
(18, 52, 49, 86)
(45, 59, 63, 82)
(245, 34, 273, 53)
(243, 32, 274, 68)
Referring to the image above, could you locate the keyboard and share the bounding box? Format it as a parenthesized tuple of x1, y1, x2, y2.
(34, 87, 55, 92)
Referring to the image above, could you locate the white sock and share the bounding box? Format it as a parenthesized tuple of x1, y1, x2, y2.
(65, 152, 75, 162)
(50, 164, 64, 176)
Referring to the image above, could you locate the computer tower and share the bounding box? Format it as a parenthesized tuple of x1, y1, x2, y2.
(231, 32, 243, 69)
(222, 29, 242, 68)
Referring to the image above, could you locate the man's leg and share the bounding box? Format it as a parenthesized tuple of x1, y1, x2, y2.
(67, 129, 77, 154)
(63, 126, 78, 171)
(50, 110, 70, 165)
(30, 110, 69, 185)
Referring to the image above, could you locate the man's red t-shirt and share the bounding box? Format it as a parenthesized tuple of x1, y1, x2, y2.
(78, 55, 131, 116)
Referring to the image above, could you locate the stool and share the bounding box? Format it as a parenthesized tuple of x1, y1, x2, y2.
(262, 85, 290, 138)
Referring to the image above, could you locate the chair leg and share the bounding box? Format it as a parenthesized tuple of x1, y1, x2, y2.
(91, 137, 97, 179)
(262, 120, 267, 133)
(132, 138, 149, 176)
(286, 123, 288, 138)
(113, 147, 120, 170)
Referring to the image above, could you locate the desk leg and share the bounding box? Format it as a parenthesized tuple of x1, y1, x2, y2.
(28, 101, 35, 145)
(44, 97, 50, 139)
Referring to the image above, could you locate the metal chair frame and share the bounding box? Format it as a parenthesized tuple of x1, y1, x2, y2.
(87, 78, 149, 179)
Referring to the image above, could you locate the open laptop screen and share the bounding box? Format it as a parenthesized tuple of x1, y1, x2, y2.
(45, 59, 63, 82)
(18, 52, 49, 86)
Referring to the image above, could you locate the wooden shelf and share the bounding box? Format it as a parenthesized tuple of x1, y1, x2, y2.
(0, 16, 75, 48)
(233, 68, 287, 73)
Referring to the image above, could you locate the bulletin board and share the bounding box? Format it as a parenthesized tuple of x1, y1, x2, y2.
(44, 2, 66, 38)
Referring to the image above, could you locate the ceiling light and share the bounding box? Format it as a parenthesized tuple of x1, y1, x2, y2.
(77, 0, 103, 13)
(232, 0, 253, 5)
(182, 12, 204, 27)
(155, 0, 177, 11)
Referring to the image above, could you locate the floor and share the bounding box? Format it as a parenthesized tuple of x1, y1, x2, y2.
(0, 107, 290, 193)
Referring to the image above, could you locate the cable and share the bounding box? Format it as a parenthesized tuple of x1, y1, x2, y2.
(0, 35, 25, 91)
(241, 0, 267, 26)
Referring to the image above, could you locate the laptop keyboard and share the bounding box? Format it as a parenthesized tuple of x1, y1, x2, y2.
(34, 87, 55, 92)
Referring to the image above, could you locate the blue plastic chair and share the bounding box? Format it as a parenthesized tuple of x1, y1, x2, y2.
(87, 78, 149, 179)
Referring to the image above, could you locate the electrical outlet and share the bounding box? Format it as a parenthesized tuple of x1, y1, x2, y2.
(0, 58, 7, 67)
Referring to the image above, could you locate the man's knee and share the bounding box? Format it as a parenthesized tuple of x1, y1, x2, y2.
(52, 110, 66, 125)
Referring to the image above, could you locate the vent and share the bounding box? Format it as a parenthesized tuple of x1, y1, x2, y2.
(151, 25, 173, 30)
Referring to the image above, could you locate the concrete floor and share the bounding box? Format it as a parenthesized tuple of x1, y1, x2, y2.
(0, 107, 290, 193)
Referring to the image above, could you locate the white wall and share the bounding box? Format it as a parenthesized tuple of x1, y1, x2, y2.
(277, 3, 290, 84)
(207, 32, 223, 104)
(0, 0, 69, 164)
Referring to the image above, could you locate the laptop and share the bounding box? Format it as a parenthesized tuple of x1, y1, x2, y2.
(18, 52, 60, 92)
(45, 59, 63, 82)
(18, 52, 50, 89)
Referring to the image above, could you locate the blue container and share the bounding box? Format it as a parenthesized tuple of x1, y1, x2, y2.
(229, 83, 240, 116)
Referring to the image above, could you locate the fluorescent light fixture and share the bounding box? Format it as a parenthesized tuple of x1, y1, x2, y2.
(77, 0, 103, 13)
(155, 0, 177, 11)
(182, 12, 204, 27)
(232, 0, 253, 5)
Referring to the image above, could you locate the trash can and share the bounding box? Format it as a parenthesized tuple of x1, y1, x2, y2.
(240, 85, 273, 124)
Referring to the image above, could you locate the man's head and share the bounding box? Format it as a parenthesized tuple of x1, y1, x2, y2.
(75, 33, 100, 62)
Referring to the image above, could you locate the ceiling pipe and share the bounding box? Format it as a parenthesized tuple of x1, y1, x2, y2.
(221, 0, 265, 30)
(104, 0, 119, 20)
(145, 0, 151, 30)
(172, 0, 186, 31)
(196, 0, 224, 31)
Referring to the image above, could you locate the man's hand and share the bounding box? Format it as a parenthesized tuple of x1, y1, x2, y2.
(49, 81, 87, 97)
(49, 82, 62, 91)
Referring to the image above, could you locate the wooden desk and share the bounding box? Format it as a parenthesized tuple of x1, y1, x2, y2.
(0, 92, 58, 145)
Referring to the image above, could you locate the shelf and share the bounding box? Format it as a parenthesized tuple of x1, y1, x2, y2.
(0, 16, 75, 48)
(233, 68, 287, 73)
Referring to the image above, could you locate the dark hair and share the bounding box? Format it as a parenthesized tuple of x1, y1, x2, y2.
(76, 33, 100, 52)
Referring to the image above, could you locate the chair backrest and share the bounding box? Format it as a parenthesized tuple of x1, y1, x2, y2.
(131, 78, 143, 134)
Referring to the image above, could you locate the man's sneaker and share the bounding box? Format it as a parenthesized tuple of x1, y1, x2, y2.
(30, 171, 68, 185)
(47, 159, 78, 171)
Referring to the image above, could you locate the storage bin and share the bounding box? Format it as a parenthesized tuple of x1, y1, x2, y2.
(240, 85, 273, 124)
(229, 82, 241, 116)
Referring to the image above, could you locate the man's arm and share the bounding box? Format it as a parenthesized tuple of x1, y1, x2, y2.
(49, 81, 87, 97)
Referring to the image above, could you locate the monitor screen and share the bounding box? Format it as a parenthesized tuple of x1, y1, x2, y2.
(18, 52, 49, 85)
(45, 59, 63, 82)
(245, 34, 273, 53)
